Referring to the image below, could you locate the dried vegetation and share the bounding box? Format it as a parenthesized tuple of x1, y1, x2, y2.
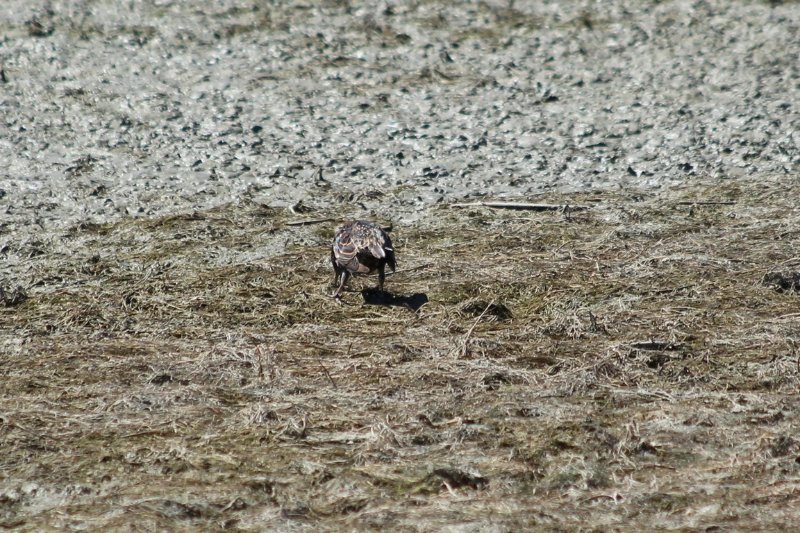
(3, 181, 800, 530)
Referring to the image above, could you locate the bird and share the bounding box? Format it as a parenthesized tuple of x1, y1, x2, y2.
(331, 220, 396, 298)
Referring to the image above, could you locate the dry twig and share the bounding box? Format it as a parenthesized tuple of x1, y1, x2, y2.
(450, 201, 590, 211)
(285, 217, 334, 226)
(461, 300, 494, 357)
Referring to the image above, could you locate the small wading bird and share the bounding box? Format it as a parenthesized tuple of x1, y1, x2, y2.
(331, 220, 396, 298)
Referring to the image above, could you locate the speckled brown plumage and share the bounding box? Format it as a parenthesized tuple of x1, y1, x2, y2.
(331, 220, 396, 298)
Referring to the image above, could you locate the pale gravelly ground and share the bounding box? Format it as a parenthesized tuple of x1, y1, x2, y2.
(2, 0, 800, 531)
(1, 0, 798, 233)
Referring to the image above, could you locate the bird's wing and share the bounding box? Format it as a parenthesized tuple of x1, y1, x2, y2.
(366, 240, 387, 259)
(334, 229, 372, 273)
(373, 227, 395, 271)
(367, 224, 392, 258)
(347, 223, 387, 259)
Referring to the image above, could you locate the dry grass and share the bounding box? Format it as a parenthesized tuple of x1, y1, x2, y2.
(3, 180, 800, 530)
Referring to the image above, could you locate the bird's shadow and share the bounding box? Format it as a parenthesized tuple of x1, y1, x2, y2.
(361, 289, 429, 311)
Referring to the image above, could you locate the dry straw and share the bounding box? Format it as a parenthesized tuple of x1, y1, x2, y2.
(2, 182, 800, 529)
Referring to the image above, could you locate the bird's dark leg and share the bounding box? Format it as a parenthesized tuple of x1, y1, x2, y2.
(333, 270, 349, 298)
(332, 264, 341, 288)
(330, 249, 342, 295)
(377, 264, 386, 292)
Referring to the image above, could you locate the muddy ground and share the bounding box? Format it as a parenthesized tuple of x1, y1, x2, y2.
(2, 0, 800, 530)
